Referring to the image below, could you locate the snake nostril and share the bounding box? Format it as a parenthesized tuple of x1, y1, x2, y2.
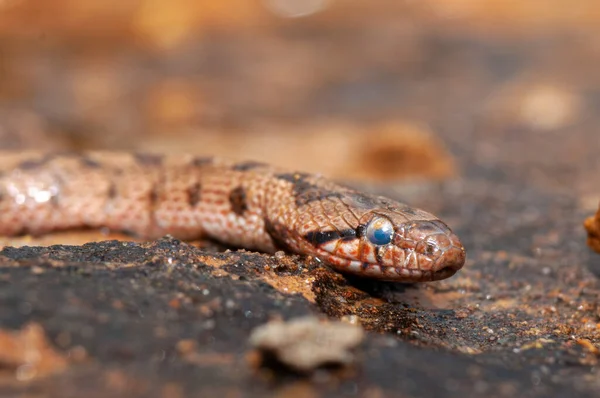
(416, 241, 439, 256)
(425, 242, 437, 255)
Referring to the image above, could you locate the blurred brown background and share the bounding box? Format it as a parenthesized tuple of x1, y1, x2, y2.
(1, 0, 599, 186)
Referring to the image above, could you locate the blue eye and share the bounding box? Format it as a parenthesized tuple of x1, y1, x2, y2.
(366, 217, 394, 246)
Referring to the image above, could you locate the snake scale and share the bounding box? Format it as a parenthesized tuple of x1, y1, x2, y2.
(0, 151, 466, 282)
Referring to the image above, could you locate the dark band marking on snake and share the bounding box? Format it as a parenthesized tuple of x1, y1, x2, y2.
(231, 161, 267, 171)
(355, 224, 367, 238)
(18, 158, 49, 170)
(134, 153, 164, 166)
(17, 152, 74, 170)
(0, 151, 466, 282)
(80, 157, 102, 169)
(191, 156, 214, 167)
(229, 186, 248, 216)
(149, 184, 160, 207)
(276, 172, 345, 206)
(107, 182, 118, 199)
(187, 182, 202, 208)
(304, 229, 357, 246)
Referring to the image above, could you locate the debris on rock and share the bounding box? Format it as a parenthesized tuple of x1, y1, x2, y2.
(584, 205, 600, 253)
(0, 323, 69, 382)
(248, 316, 364, 373)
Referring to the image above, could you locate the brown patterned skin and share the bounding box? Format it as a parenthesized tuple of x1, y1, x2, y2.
(0, 151, 466, 282)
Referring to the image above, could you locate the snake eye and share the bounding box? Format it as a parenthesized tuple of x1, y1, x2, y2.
(366, 217, 394, 246)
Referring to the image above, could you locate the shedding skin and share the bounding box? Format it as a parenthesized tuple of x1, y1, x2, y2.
(0, 151, 466, 282)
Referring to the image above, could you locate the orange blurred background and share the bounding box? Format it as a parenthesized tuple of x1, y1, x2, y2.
(0, 0, 598, 182)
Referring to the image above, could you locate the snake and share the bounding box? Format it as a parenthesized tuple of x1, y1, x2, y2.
(0, 151, 466, 282)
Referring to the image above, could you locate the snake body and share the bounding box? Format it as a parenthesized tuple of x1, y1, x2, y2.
(0, 151, 465, 282)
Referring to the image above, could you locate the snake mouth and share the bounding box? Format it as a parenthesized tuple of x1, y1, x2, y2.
(309, 236, 466, 282)
(317, 255, 462, 282)
(430, 266, 461, 281)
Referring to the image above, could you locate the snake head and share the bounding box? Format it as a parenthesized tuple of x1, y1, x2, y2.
(300, 193, 466, 282)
